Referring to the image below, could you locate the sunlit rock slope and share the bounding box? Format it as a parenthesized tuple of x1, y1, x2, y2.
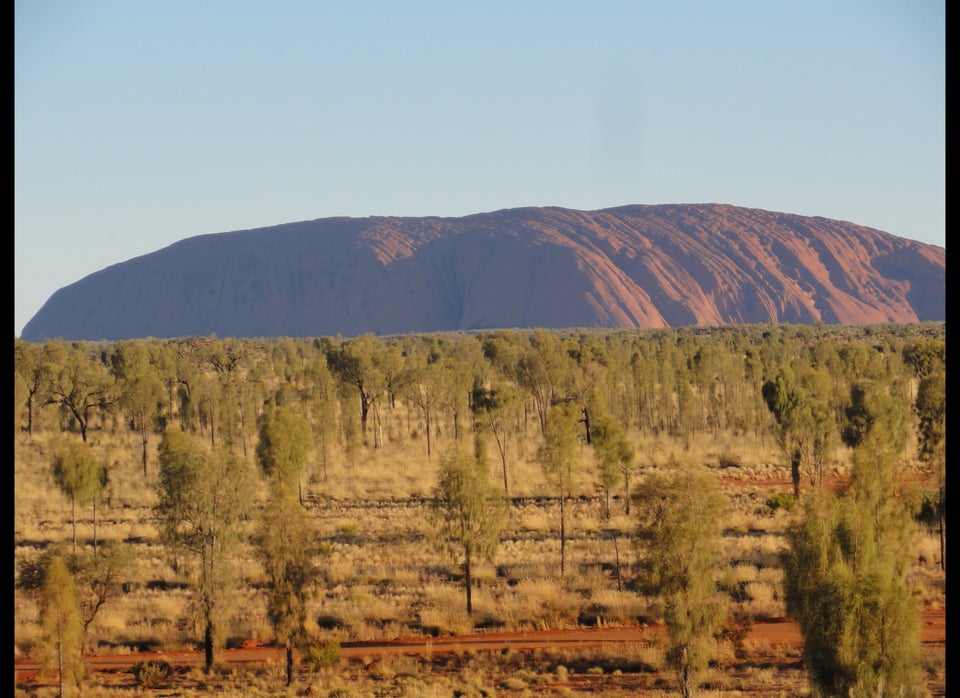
(21, 203, 945, 341)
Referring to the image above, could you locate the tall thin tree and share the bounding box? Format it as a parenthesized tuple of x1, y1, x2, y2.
(40, 556, 84, 697)
(632, 463, 728, 698)
(431, 440, 508, 614)
(784, 380, 924, 697)
(536, 400, 581, 577)
(155, 427, 255, 672)
(52, 441, 106, 554)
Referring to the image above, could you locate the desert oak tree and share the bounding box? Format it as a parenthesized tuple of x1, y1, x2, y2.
(155, 427, 255, 672)
(431, 441, 508, 615)
(632, 463, 729, 698)
(784, 380, 923, 697)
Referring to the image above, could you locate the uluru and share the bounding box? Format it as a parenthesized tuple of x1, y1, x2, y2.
(19, 203, 945, 342)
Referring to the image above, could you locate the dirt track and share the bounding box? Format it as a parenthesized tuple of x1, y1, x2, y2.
(14, 610, 944, 682)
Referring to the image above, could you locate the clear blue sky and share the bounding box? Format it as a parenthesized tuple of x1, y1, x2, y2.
(14, 0, 945, 338)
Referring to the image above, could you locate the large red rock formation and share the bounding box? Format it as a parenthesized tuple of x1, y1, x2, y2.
(20, 203, 945, 341)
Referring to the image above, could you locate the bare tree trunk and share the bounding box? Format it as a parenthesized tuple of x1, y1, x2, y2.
(791, 449, 801, 500)
(680, 657, 693, 698)
(57, 612, 65, 698)
(613, 531, 622, 592)
(465, 548, 473, 615)
(92, 497, 98, 557)
(71, 495, 77, 554)
(939, 458, 945, 571)
(204, 538, 216, 673)
(360, 394, 369, 445)
(425, 412, 432, 458)
(623, 470, 631, 516)
(500, 449, 509, 496)
(239, 403, 248, 460)
(286, 644, 294, 685)
(375, 406, 383, 448)
(140, 420, 149, 477)
(321, 426, 328, 480)
(204, 620, 214, 673)
(559, 495, 566, 577)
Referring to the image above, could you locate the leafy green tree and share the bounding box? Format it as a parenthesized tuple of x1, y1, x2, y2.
(52, 441, 107, 553)
(254, 384, 321, 685)
(155, 427, 255, 672)
(107, 339, 153, 382)
(632, 464, 728, 698)
(40, 555, 84, 697)
(14, 339, 55, 435)
(479, 330, 526, 389)
(629, 344, 659, 433)
(784, 491, 923, 697)
(742, 344, 769, 440)
(44, 341, 118, 442)
(302, 344, 339, 480)
(902, 338, 945, 380)
(690, 342, 724, 437)
(784, 380, 923, 697)
(430, 441, 508, 614)
(568, 333, 620, 425)
(914, 373, 945, 461)
(589, 409, 635, 518)
(653, 335, 683, 436)
(15, 369, 29, 434)
(435, 335, 485, 442)
(762, 367, 835, 498)
(71, 542, 132, 649)
(915, 369, 945, 570)
(193, 374, 222, 446)
(21, 542, 133, 653)
(254, 497, 321, 685)
(256, 404, 313, 503)
(201, 338, 251, 449)
(399, 340, 445, 458)
(144, 340, 179, 425)
(518, 330, 572, 435)
(471, 383, 522, 495)
(172, 340, 202, 431)
(89, 457, 110, 557)
(119, 374, 164, 477)
(325, 334, 399, 448)
(536, 400, 582, 577)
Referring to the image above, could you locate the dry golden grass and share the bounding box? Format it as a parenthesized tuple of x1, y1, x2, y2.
(13, 408, 945, 697)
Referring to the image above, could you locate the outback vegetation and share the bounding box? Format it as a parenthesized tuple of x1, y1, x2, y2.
(14, 322, 945, 697)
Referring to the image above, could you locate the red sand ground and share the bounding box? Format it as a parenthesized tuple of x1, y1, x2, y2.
(13, 610, 945, 682)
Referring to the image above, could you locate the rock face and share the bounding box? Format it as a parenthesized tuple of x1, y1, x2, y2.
(20, 203, 945, 342)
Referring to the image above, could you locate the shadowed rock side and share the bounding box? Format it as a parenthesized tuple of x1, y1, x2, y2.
(21, 204, 945, 341)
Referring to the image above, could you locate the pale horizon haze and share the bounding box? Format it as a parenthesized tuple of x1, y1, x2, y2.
(15, 1, 945, 338)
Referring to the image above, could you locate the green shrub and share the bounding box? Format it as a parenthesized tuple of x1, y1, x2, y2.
(304, 640, 340, 670)
(766, 492, 796, 511)
(914, 490, 941, 526)
(717, 453, 742, 469)
(338, 523, 359, 539)
(132, 659, 172, 687)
